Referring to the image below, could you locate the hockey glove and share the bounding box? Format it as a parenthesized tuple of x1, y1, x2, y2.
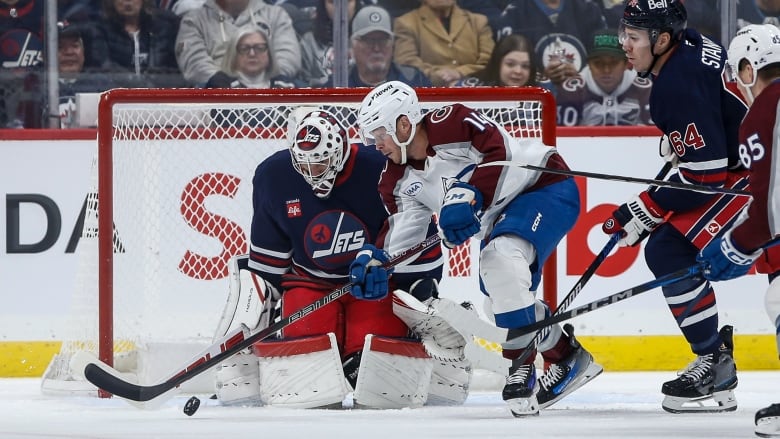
(602, 192, 666, 247)
(438, 182, 484, 248)
(697, 230, 762, 281)
(349, 244, 393, 300)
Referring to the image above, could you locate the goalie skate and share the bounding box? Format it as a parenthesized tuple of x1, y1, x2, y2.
(537, 324, 603, 409)
(756, 403, 780, 438)
(661, 326, 738, 414)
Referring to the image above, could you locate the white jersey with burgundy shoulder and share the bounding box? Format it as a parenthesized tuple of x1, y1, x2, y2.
(377, 103, 557, 256)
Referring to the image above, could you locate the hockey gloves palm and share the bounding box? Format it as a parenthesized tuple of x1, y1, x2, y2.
(697, 230, 762, 281)
(349, 244, 393, 300)
(438, 182, 484, 248)
(602, 192, 666, 247)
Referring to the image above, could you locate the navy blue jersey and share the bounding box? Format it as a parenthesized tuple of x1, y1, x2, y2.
(648, 28, 748, 212)
(249, 143, 442, 291)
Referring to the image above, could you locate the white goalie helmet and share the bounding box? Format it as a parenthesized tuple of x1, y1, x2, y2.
(727, 24, 780, 89)
(357, 81, 423, 165)
(289, 108, 351, 199)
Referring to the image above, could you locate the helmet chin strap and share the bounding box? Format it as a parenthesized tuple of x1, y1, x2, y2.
(392, 123, 417, 165)
(638, 32, 676, 79)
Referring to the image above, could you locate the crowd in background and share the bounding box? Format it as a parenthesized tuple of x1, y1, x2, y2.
(1, 0, 778, 129)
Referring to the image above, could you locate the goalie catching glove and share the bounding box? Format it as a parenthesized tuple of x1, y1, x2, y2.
(438, 181, 483, 248)
(602, 192, 666, 247)
(697, 230, 762, 281)
(349, 244, 393, 300)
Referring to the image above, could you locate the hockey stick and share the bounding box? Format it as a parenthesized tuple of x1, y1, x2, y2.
(511, 233, 622, 365)
(74, 234, 442, 403)
(507, 264, 704, 339)
(479, 161, 750, 197)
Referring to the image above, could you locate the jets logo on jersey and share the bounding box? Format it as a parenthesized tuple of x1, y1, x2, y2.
(296, 126, 321, 150)
(306, 211, 368, 270)
(1, 30, 43, 68)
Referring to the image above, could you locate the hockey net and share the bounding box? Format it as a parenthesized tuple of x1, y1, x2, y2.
(41, 87, 557, 396)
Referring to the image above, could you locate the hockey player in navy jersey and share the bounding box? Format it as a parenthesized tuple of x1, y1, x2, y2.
(601, 0, 750, 413)
(696, 24, 780, 437)
(209, 108, 478, 409)
(349, 81, 604, 417)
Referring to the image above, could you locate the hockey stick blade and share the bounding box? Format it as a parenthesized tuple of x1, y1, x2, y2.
(79, 234, 443, 403)
(509, 264, 703, 339)
(480, 161, 750, 197)
(512, 233, 621, 365)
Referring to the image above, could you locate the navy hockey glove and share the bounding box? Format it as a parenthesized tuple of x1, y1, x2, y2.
(602, 192, 666, 247)
(697, 231, 762, 281)
(349, 244, 393, 300)
(438, 182, 484, 248)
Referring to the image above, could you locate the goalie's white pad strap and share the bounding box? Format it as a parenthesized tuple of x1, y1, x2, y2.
(215, 350, 262, 407)
(214, 254, 280, 341)
(428, 359, 473, 406)
(256, 333, 349, 408)
(353, 335, 432, 409)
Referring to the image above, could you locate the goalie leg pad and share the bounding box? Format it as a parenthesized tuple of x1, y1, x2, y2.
(255, 333, 349, 409)
(215, 350, 262, 407)
(353, 335, 433, 409)
(214, 254, 280, 340)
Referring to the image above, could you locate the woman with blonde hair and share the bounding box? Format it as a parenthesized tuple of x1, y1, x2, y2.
(209, 26, 301, 89)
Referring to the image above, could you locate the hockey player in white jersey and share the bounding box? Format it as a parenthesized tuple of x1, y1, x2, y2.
(348, 81, 603, 417)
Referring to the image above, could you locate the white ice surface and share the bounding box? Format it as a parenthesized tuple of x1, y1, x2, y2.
(2, 372, 778, 439)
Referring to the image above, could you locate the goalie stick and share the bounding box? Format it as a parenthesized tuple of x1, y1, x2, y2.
(73, 234, 442, 403)
(479, 161, 750, 197)
(512, 233, 621, 365)
(504, 264, 704, 339)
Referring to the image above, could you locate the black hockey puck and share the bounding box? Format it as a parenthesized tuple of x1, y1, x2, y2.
(183, 396, 201, 416)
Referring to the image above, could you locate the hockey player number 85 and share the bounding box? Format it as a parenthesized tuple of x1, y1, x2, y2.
(738, 133, 765, 169)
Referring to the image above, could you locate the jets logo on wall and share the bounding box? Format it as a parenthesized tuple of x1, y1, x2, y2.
(536, 33, 586, 72)
(305, 211, 368, 270)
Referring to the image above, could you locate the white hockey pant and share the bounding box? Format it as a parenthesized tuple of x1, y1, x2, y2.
(480, 235, 561, 350)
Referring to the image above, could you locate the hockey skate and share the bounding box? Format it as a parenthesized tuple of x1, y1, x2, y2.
(661, 325, 738, 413)
(502, 361, 539, 417)
(756, 403, 780, 438)
(537, 324, 604, 409)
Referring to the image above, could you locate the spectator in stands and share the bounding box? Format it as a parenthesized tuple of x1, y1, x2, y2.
(1, 0, 44, 127)
(457, 0, 505, 37)
(16, 21, 116, 128)
(97, 0, 184, 87)
(299, 0, 358, 87)
(59, 1, 106, 70)
(492, 0, 607, 86)
(456, 33, 550, 90)
(175, 0, 301, 87)
(555, 28, 652, 126)
(323, 5, 431, 87)
(393, 0, 494, 86)
(207, 25, 301, 89)
(206, 26, 301, 126)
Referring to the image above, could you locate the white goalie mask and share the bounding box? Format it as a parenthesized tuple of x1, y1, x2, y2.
(357, 81, 423, 165)
(289, 109, 351, 199)
(727, 24, 780, 97)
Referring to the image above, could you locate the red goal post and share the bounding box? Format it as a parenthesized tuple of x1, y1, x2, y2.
(42, 87, 558, 396)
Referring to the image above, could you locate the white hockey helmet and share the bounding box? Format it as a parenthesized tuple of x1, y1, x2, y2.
(357, 81, 423, 165)
(727, 24, 780, 89)
(289, 109, 351, 199)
